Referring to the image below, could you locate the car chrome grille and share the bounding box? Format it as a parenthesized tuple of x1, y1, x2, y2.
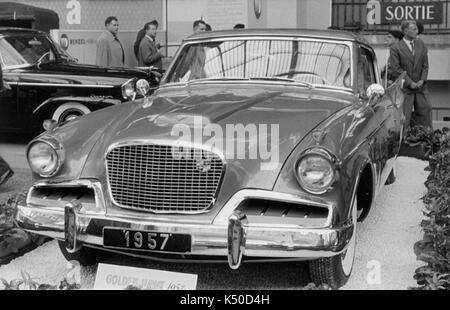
(106, 144, 224, 213)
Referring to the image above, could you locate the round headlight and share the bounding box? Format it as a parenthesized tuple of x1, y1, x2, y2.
(121, 79, 136, 100)
(27, 141, 59, 177)
(296, 154, 335, 194)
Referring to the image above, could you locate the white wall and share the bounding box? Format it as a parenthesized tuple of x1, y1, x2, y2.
(297, 0, 332, 29)
(266, 0, 297, 28)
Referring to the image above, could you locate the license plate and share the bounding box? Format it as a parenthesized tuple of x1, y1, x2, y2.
(103, 228, 191, 253)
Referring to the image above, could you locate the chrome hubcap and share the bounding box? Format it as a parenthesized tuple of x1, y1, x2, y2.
(65, 114, 80, 122)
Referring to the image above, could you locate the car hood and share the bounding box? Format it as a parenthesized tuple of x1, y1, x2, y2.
(71, 83, 355, 220)
(16, 60, 149, 86)
(106, 84, 353, 159)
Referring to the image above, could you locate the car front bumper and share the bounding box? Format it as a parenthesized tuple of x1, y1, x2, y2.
(15, 181, 354, 269)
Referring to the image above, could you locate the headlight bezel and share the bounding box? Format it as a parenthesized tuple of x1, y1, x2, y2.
(295, 147, 338, 195)
(27, 136, 65, 178)
(121, 78, 137, 100)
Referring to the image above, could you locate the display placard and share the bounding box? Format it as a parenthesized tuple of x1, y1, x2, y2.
(94, 263, 198, 290)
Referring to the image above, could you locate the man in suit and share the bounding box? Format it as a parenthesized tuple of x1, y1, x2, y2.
(96, 16, 125, 67)
(389, 20, 432, 129)
(137, 20, 163, 69)
(193, 19, 207, 33)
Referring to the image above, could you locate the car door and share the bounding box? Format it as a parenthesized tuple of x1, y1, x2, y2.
(359, 46, 403, 190)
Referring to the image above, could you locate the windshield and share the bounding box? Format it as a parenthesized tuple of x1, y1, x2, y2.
(165, 38, 352, 89)
(0, 34, 57, 68)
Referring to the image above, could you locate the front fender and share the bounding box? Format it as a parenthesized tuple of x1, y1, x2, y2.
(33, 96, 122, 117)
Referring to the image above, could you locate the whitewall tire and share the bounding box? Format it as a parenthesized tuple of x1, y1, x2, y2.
(51, 102, 91, 124)
(308, 197, 358, 289)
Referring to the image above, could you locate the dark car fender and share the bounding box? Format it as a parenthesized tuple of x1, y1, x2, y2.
(32, 96, 122, 118)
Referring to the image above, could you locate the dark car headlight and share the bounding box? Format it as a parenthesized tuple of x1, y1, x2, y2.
(295, 149, 336, 195)
(27, 138, 65, 177)
(121, 78, 137, 100)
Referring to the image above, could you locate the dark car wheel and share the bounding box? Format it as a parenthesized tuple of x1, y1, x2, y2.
(52, 103, 91, 124)
(57, 241, 111, 266)
(308, 198, 357, 289)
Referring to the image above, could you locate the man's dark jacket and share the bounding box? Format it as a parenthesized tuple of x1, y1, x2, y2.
(389, 38, 432, 128)
(389, 39, 429, 93)
(133, 28, 146, 59)
(137, 35, 163, 69)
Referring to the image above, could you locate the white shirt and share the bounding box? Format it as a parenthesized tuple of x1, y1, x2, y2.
(403, 38, 415, 54)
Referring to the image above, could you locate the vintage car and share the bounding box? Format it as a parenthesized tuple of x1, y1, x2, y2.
(0, 27, 160, 134)
(16, 29, 405, 289)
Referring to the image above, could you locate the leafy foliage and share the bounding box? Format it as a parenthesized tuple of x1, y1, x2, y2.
(411, 126, 450, 290)
(0, 192, 25, 232)
(404, 125, 449, 159)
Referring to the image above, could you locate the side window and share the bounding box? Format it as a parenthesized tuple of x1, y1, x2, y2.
(357, 47, 376, 96)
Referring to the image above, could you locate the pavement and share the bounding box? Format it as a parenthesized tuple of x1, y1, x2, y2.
(0, 156, 428, 290)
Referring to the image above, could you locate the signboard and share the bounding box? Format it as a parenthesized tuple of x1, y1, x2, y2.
(94, 263, 198, 290)
(367, 0, 443, 25)
(50, 29, 163, 67)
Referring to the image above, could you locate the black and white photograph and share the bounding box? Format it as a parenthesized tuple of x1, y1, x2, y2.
(0, 0, 449, 296)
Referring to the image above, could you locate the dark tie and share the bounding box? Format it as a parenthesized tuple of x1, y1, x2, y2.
(410, 41, 415, 56)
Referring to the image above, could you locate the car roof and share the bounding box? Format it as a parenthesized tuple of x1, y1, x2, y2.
(186, 28, 368, 45)
(0, 27, 46, 36)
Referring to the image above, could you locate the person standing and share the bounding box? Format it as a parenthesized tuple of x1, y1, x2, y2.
(193, 20, 207, 33)
(137, 20, 163, 69)
(96, 16, 125, 67)
(389, 20, 432, 129)
(133, 25, 146, 60)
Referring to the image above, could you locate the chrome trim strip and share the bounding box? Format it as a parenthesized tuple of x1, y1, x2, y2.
(26, 179, 107, 214)
(213, 189, 333, 228)
(16, 201, 350, 259)
(16, 82, 115, 88)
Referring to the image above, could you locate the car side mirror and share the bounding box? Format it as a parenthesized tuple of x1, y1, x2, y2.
(366, 83, 385, 99)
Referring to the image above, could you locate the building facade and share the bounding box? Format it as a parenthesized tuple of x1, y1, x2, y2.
(1, 0, 449, 120)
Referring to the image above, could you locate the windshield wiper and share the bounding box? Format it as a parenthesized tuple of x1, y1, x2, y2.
(249, 77, 314, 89)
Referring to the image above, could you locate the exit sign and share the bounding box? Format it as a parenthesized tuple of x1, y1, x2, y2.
(367, 1, 443, 25)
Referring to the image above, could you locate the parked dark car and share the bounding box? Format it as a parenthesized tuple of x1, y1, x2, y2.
(16, 29, 406, 289)
(0, 28, 160, 134)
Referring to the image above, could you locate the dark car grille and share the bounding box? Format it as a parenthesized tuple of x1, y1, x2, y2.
(106, 144, 225, 213)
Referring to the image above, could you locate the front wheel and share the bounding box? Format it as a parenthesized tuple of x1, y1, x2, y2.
(51, 102, 91, 124)
(308, 198, 357, 289)
(57, 241, 111, 266)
